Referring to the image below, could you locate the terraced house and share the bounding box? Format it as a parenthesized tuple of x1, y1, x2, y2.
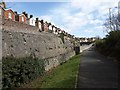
(15, 12, 27, 23)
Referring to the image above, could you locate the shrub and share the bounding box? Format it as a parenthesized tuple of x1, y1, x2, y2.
(95, 39, 107, 53)
(114, 39, 120, 60)
(95, 30, 120, 61)
(105, 31, 120, 51)
(2, 56, 45, 88)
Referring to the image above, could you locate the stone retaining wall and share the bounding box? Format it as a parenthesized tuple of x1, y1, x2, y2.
(2, 29, 75, 71)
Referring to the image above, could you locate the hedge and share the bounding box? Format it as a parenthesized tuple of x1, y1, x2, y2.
(2, 56, 45, 88)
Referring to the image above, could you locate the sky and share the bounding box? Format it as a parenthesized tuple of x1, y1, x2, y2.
(5, 0, 119, 38)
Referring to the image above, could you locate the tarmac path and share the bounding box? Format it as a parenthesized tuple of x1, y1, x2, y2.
(77, 46, 119, 89)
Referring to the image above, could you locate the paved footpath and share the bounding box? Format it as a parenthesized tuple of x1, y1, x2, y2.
(77, 46, 120, 88)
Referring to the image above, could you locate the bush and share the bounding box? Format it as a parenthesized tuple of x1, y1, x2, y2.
(114, 39, 120, 60)
(2, 56, 45, 88)
(95, 39, 106, 53)
(95, 30, 120, 61)
(105, 31, 120, 51)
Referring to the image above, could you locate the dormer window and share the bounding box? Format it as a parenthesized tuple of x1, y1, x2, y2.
(8, 12, 12, 19)
(22, 16, 24, 22)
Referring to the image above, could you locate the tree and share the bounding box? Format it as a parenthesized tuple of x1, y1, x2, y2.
(103, 9, 120, 33)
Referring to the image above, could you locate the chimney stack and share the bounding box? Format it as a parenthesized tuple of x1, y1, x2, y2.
(22, 11, 28, 18)
(14, 11, 17, 15)
(40, 19, 44, 31)
(35, 18, 39, 27)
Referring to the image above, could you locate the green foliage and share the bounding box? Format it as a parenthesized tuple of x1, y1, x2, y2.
(105, 31, 120, 50)
(22, 54, 80, 88)
(95, 30, 120, 61)
(2, 56, 45, 88)
(95, 39, 107, 53)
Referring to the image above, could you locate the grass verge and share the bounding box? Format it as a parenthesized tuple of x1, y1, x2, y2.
(22, 54, 80, 88)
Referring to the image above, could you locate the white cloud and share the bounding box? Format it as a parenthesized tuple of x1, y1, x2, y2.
(36, 0, 119, 37)
(40, 15, 52, 22)
(95, 26, 104, 30)
(84, 29, 93, 33)
(90, 19, 103, 25)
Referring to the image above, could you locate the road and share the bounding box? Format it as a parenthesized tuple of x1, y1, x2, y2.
(77, 46, 119, 88)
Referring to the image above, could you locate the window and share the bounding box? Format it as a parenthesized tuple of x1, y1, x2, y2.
(22, 16, 24, 22)
(8, 12, 12, 19)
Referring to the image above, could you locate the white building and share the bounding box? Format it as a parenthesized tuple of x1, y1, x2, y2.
(29, 18, 35, 26)
(49, 25, 52, 30)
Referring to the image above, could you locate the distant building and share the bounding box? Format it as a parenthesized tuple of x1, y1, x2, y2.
(15, 13, 27, 23)
(79, 38, 87, 42)
(35, 18, 43, 31)
(52, 26, 56, 34)
(49, 25, 52, 30)
(4, 9, 15, 21)
(44, 21, 49, 32)
(29, 18, 35, 26)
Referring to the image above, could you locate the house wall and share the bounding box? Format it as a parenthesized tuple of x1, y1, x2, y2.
(38, 21, 42, 30)
(49, 25, 52, 30)
(29, 18, 35, 26)
(15, 15, 19, 22)
(0, 6, 4, 60)
(4, 9, 15, 21)
(19, 14, 27, 23)
(44, 23, 49, 32)
(3, 19, 39, 33)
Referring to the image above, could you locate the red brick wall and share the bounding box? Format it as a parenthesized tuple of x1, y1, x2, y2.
(4, 9, 15, 21)
(19, 14, 27, 23)
(3, 19, 39, 33)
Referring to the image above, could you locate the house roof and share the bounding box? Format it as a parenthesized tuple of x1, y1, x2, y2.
(19, 13, 27, 18)
(5, 9, 15, 14)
